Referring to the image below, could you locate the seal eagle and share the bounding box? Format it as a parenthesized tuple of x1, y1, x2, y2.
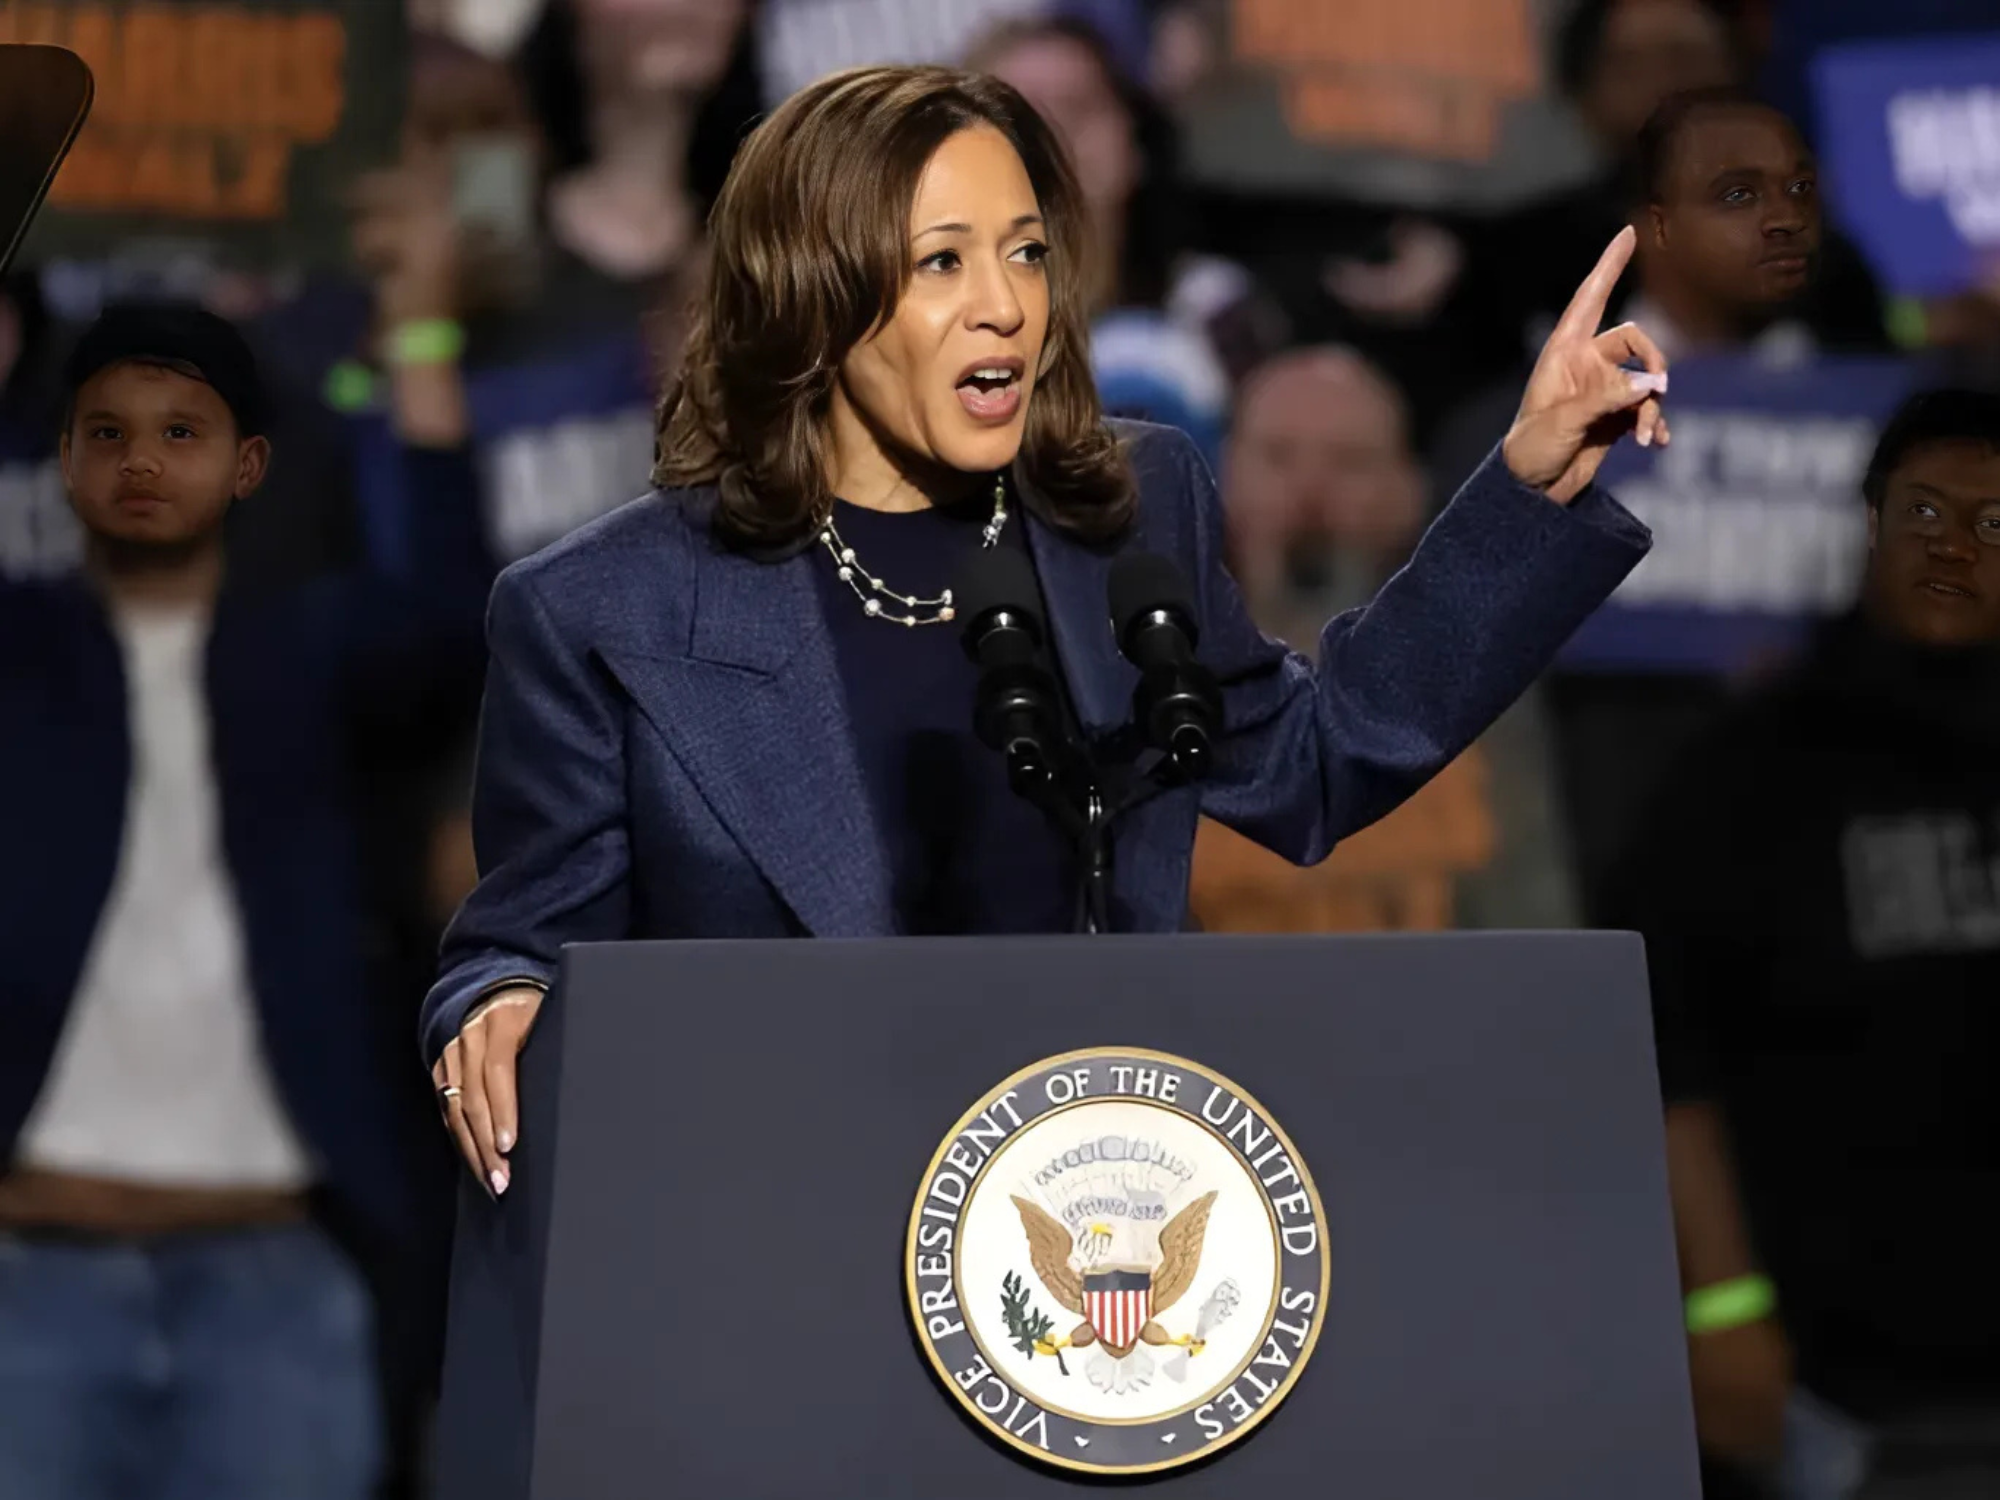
(1011, 1190, 1217, 1393)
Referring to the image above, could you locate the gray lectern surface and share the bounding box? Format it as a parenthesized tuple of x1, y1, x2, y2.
(436, 933, 1696, 1499)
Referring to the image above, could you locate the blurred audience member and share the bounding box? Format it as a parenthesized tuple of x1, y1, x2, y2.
(1220, 346, 1425, 626)
(1611, 390, 2000, 1500)
(538, 0, 746, 291)
(1439, 88, 1863, 918)
(1189, 348, 1578, 934)
(1455, 1, 1886, 372)
(973, 15, 1237, 468)
(0, 305, 490, 1497)
(1568, 0, 1742, 156)
(325, 8, 758, 579)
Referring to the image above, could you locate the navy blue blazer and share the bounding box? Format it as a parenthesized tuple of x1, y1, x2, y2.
(1, 447, 492, 1245)
(422, 422, 1650, 1064)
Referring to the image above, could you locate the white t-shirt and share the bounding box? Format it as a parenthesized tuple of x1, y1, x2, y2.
(17, 602, 314, 1189)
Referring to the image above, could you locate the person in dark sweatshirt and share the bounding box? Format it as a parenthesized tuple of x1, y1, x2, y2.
(1608, 388, 2000, 1500)
(0, 302, 491, 1498)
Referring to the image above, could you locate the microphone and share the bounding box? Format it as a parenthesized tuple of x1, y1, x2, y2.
(956, 548, 1069, 798)
(1108, 551, 1222, 783)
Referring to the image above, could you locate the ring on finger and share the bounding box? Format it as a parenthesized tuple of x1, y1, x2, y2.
(438, 1084, 463, 1102)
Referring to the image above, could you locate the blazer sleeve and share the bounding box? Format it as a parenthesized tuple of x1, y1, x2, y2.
(418, 562, 632, 1066)
(1171, 430, 1652, 864)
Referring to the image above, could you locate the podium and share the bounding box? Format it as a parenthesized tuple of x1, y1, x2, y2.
(434, 934, 1698, 1498)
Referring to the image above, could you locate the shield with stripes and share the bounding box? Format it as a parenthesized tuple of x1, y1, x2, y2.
(1083, 1269, 1152, 1350)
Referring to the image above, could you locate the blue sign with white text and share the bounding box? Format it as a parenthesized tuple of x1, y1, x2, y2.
(1813, 33, 2000, 298)
(1558, 352, 1915, 675)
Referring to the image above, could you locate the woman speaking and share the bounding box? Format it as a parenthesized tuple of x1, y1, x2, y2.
(423, 65, 1667, 1195)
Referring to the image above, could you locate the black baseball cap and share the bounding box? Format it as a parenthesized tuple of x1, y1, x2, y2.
(62, 300, 269, 437)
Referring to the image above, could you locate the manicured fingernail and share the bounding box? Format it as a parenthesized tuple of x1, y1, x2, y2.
(497, 1129, 513, 1154)
(490, 1168, 509, 1196)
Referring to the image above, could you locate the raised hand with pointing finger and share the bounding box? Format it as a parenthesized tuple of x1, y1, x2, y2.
(1503, 226, 1670, 504)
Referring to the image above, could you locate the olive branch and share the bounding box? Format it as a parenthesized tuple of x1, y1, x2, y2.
(1001, 1271, 1067, 1375)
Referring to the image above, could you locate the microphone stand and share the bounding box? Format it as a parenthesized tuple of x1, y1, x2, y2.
(999, 734, 1205, 937)
(986, 732, 1115, 935)
(1076, 784, 1113, 936)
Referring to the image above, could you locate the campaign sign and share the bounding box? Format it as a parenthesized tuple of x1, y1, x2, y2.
(0, 0, 403, 268)
(1557, 352, 1915, 675)
(1814, 33, 2000, 298)
(349, 329, 657, 575)
(1176, 0, 1596, 211)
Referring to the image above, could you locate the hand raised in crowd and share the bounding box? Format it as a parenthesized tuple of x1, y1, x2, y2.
(350, 147, 474, 446)
(350, 149, 463, 325)
(1503, 226, 1671, 505)
(433, 986, 543, 1197)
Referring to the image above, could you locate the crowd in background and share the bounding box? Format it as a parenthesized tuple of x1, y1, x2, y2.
(3, 0, 2000, 1496)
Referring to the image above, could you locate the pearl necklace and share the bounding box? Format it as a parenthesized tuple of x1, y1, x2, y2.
(818, 473, 1009, 627)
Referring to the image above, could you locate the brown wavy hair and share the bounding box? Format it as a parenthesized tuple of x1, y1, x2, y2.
(653, 64, 1133, 551)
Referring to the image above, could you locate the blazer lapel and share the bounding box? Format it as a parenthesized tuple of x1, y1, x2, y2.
(1021, 495, 1135, 739)
(604, 533, 895, 937)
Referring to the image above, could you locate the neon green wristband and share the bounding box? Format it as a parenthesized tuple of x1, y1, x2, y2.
(322, 358, 378, 413)
(1685, 1274, 1776, 1334)
(385, 318, 465, 368)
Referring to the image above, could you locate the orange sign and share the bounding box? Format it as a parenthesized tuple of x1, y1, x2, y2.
(0, 0, 396, 262)
(1229, 0, 1540, 162)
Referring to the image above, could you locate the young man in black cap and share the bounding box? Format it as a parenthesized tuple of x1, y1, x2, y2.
(0, 302, 489, 1497)
(1611, 389, 2000, 1498)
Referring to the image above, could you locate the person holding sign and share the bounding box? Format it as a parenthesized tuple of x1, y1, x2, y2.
(420, 65, 1668, 1197)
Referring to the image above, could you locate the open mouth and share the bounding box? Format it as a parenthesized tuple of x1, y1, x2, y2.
(955, 357, 1025, 422)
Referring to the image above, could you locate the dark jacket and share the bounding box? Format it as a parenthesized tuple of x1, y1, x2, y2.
(1611, 614, 2000, 1419)
(422, 421, 1651, 1064)
(1, 446, 492, 1245)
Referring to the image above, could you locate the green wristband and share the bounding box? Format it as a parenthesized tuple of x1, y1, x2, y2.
(322, 358, 378, 413)
(385, 318, 465, 367)
(1685, 1274, 1776, 1334)
(1885, 295, 1928, 351)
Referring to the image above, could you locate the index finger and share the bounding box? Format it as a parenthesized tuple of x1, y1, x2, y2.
(1551, 225, 1637, 344)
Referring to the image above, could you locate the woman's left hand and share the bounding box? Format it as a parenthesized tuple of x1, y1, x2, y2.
(1503, 226, 1670, 505)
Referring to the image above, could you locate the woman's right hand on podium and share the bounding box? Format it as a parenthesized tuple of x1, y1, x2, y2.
(431, 986, 544, 1197)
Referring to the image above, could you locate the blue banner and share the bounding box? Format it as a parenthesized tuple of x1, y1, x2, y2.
(1557, 353, 1915, 675)
(1813, 32, 2000, 298)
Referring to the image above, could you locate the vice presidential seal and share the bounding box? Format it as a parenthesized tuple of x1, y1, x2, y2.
(905, 1048, 1329, 1475)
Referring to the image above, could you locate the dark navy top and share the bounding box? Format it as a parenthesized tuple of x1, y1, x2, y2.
(810, 495, 1076, 934)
